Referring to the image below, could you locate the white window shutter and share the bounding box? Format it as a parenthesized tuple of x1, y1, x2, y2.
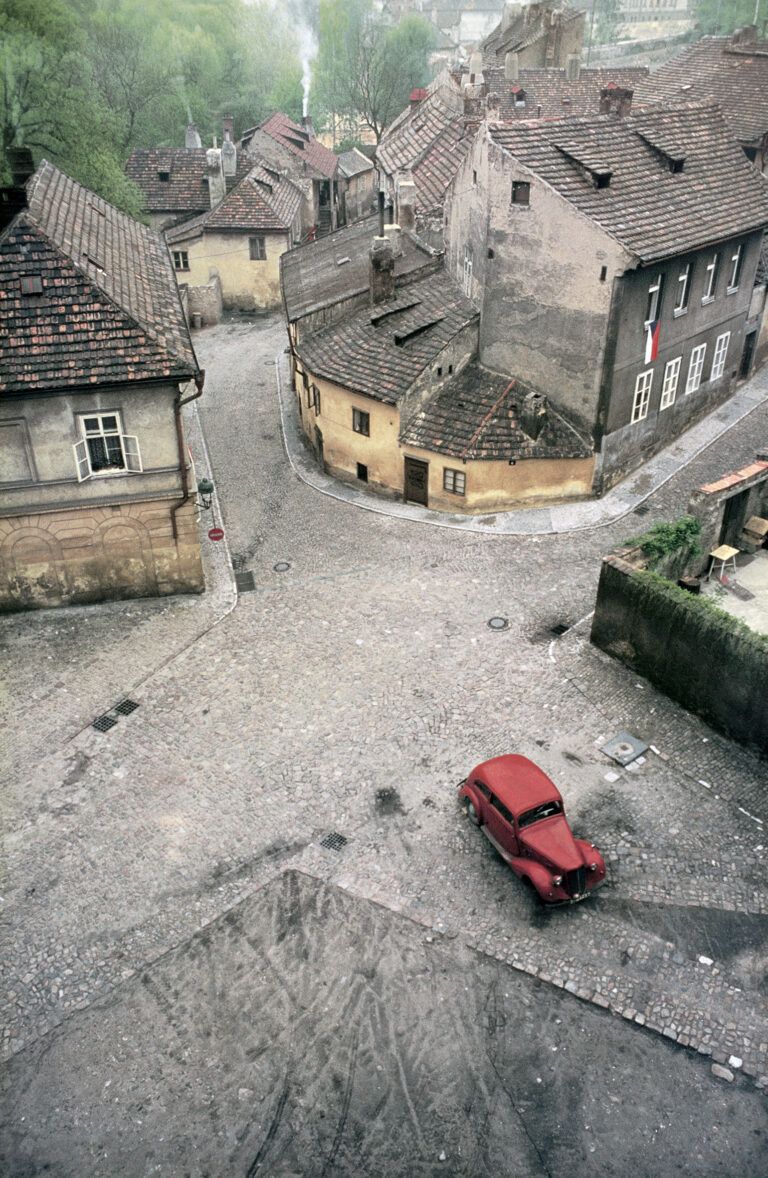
(73, 438, 92, 482)
(122, 434, 142, 472)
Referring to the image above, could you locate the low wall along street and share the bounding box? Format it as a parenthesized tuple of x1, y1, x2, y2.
(591, 554, 768, 754)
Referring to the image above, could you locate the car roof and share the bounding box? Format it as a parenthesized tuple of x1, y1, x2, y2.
(470, 754, 561, 813)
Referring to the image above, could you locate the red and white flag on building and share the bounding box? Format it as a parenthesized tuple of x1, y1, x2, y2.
(645, 319, 660, 364)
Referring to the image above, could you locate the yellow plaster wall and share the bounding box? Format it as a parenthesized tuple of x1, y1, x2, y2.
(294, 359, 595, 512)
(183, 231, 289, 311)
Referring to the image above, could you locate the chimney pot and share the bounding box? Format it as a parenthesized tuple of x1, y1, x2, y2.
(370, 236, 395, 305)
(185, 123, 202, 150)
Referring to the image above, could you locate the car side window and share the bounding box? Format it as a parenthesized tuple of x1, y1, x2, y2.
(475, 780, 491, 799)
(490, 794, 514, 824)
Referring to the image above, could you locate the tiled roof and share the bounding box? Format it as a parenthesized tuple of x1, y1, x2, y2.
(483, 67, 649, 120)
(400, 364, 591, 459)
(0, 161, 197, 394)
(633, 35, 768, 144)
(337, 147, 375, 179)
(125, 147, 250, 214)
(280, 216, 435, 323)
(241, 112, 338, 179)
(166, 166, 302, 240)
(487, 103, 768, 263)
(295, 274, 478, 404)
(377, 92, 471, 210)
(481, 3, 583, 64)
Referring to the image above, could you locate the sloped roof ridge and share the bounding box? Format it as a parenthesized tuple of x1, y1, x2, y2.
(24, 160, 196, 374)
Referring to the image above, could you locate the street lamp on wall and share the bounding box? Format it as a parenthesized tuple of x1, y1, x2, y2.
(196, 477, 214, 509)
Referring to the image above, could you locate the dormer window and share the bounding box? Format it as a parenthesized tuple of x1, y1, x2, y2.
(512, 86, 526, 108)
(594, 170, 612, 189)
(157, 170, 170, 182)
(20, 275, 43, 295)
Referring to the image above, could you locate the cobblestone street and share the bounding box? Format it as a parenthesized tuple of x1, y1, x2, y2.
(1, 314, 767, 1173)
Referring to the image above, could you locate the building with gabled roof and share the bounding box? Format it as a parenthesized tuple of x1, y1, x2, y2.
(282, 214, 596, 512)
(336, 148, 377, 222)
(481, 1, 585, 70)
(240, 112, 342, 235)
(632, 28, 768, 171)
(0, 159, 205, 611)
(126, 127, 252, 232)
(166, 164, 304, 314)
(445, 102, 768, 491)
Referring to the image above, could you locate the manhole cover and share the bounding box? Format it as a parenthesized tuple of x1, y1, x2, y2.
(487, 616, 509, 631)
(235, 571, 256, 593)
(114, 699, 139, 716)
(92, 714, 117, 733)
(274, 562, 291, 573)
(320, 832, 348, 851)
(601, 732, 649, 766)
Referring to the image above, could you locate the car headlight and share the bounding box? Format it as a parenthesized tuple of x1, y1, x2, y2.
(552, 875, 562, 886)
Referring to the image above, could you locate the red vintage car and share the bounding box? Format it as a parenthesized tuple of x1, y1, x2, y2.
(458, 754, 606, 904)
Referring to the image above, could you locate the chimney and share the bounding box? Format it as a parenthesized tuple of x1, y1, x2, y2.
(469, 51, 483, 78)
(504, 52, 519, 82)
(395, 175, 417, 232)
(565, 53, 581, 82)
(222, 115, 234, 142)
(301, 114, 315, 138)
(185, 124, 202, 150)
(732, 24, 757, 45)
(0, 147, 34, 230)
(599, 85, 633, 118)
(410, 89, 427, 110)
(370, 236, 395, 305)
(7, 147, 35, 187)
(206, 147, 226, 207)
(501, 2, 521, 31)
(520, 390, 547, 440)
(377, 189, 386, 238)
(384, 223, 402, 258)
(221, 136, 237, 179)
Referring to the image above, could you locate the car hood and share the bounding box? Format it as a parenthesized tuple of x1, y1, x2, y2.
(520, 817, 582, 870)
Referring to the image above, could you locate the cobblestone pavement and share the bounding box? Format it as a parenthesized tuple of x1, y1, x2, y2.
(1, 314, 766, 1100)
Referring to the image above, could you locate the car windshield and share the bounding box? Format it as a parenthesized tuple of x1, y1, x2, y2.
(518, 800, 563, 828)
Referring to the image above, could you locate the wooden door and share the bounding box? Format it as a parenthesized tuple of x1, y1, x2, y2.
(404, 457, 428, 506)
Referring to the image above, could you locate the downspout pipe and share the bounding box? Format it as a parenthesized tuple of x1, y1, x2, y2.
(171, 368, 206, 541)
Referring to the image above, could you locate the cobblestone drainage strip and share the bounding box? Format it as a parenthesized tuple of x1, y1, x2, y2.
(320, 832, 348, 852)
(487, 616, 509, 631)
(235, 571, 256, 593)
(601, 732, 649, 766)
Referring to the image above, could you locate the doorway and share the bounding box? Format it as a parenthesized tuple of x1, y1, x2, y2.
(404, 457, 428, 506)
(719, 488, 750, 547)
(740, 331, 756, 379)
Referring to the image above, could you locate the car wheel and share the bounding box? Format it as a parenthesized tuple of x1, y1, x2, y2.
(467, 801, 480, 826)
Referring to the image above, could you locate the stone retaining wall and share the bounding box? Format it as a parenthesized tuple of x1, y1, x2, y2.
(591, 554, 768, 753)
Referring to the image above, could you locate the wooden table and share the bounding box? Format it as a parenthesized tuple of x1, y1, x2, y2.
(706, 544, 739, 582)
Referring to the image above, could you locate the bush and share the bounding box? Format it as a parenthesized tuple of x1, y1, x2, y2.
(625, 515, 701, 571)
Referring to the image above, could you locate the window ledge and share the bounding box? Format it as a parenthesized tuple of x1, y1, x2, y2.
(701, 295, 716, 306)
(673, 307, 688, 318)
(726, 286, 739, 295)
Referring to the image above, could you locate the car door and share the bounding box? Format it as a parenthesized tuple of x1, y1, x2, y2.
(485, 793, 519, 858)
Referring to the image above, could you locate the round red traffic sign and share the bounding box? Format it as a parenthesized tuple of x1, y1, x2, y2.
(208, 527, 225, 542)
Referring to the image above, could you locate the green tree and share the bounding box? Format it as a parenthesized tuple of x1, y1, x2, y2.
(692, 0, 761, 34)
(313, 0, 434, 144)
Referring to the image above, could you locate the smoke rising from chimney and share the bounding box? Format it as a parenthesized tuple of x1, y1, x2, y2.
(297, 24, 317, 118)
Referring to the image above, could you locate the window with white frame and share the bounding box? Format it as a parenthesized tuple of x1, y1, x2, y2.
(352, 407, 370, 436)
(702, 253, 720, 302)
(710, 331, 730, 380)
(727, 245, 743, 292)
(631, 370, 653, 422)
(443, 467, 466, 495)
(660, 357, 681, 409)
(644, 274, 664, 325)
(685, 343, 707, 393)
(73, 413, 142, 482)
(674, 264, 691, 315)
(462, 246, 473, 297)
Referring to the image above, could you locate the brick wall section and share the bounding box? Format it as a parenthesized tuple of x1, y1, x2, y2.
(590, 554, 768, 753)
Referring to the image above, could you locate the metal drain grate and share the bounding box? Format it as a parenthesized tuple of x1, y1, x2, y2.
(92, 714, 117, 732)
(320, 832, 348, 852)
(633, 503, 650, 516)
(114, 698, 139, 716)
(601, 732, 649, 766)
(550, 622, 569, 636)
(235, 571, 256, 593)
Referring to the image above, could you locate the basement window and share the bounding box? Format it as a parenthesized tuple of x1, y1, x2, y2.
(20, 275, 43, 295)
(511, 181, 530, 205)
(357, 463, 368, 482)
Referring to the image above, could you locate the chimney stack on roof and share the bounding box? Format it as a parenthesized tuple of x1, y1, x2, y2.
(186, 124, 202, 150)
(370, 235, 395, 305)
(301, 114, 315, 138)
(504, 52, 519, 82)
(206, 147, 226, 207)
(0, 147, 34, 231)
(565, 53, 581, 82)
(520, 390, 547, 440)
(222, 116, 234, 142)
(599, 85, 633, 118)
(732, 24, 758, 45)
(221, 117, 237, 179)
